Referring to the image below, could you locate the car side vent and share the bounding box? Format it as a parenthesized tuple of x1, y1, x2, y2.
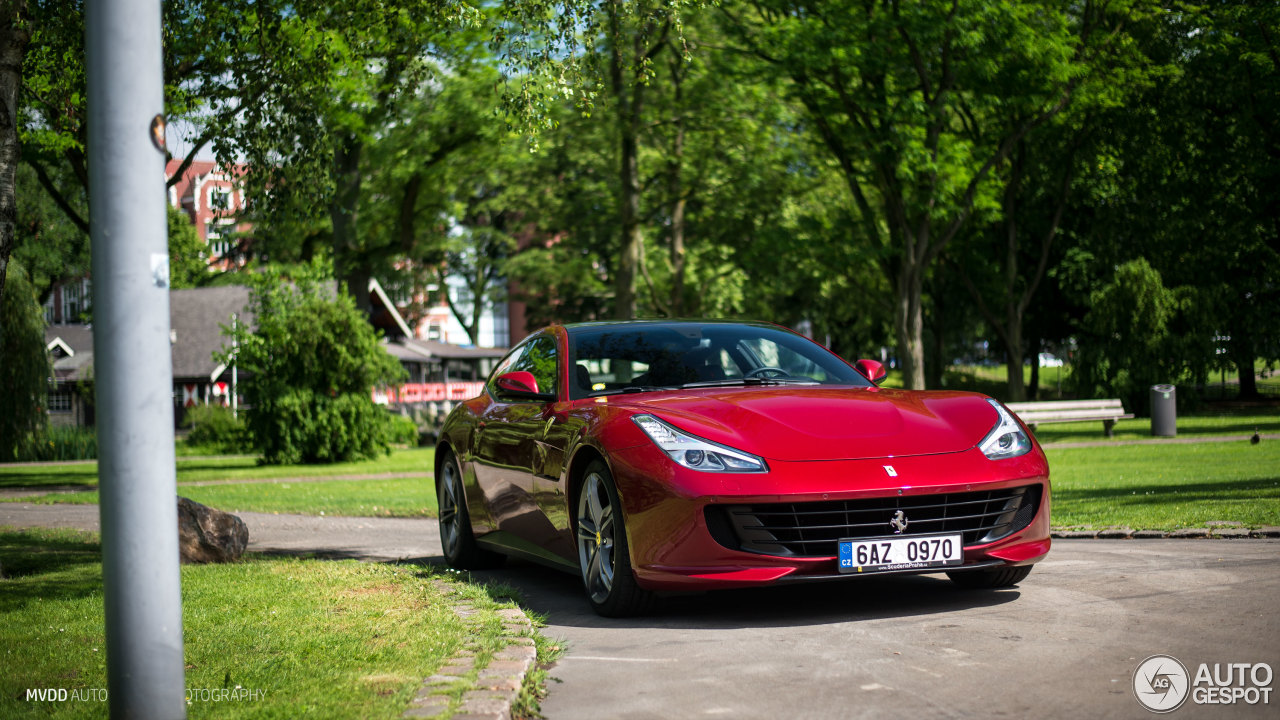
(705, 485, 1042, 558)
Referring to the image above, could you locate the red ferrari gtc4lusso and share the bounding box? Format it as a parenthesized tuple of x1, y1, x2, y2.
(435, 320, 1050, 616)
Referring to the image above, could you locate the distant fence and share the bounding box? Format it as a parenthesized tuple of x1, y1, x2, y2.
(373, 382, 486, 406)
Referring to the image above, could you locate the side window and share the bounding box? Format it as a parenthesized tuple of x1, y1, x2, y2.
(491, 335, 559, 398)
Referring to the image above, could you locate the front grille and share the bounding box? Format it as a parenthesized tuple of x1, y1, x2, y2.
(705, 485, 1041, 557)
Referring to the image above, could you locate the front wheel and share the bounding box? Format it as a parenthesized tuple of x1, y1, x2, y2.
(947, 565, 1032, 589)
(436, 449, 504, 570)
(575, 460, 655, 617)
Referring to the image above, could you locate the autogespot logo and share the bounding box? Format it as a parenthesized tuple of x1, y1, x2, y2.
(1134, 654, 1190, 713)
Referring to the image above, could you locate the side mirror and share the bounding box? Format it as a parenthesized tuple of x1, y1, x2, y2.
(494, 371, 556, 402)
(855, 359, 886, 384)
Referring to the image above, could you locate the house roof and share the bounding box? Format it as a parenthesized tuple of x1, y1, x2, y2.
(394, 338, 508, 361)
(170, 286, 253, 381)
(45, 324, 96, 381)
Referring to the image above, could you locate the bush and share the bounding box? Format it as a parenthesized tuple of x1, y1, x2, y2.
(185, 405, 251, 453)
(224, 262, 407, 464)
(15, 426, 98, 462)
(387, 413, 420, 446)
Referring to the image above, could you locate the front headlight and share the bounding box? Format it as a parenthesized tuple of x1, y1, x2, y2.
(632, 414, 768, 473)
(978, 399, 1032, 460)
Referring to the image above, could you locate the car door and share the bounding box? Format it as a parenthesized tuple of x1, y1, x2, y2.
(470, 334, 564, 548)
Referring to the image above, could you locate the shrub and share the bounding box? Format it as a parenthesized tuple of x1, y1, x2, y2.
(184, 404, 251, 453)
(223, 262, 406, 464)
(16, 426, 98, 462)
(387, 413, 420, 446)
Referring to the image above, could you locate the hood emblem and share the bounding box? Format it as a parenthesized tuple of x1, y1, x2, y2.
(883, 465, 898, 477)
(890, 510, 909, 534)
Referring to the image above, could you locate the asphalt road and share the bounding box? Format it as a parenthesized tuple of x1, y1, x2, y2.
(4, 503, 1277, 719)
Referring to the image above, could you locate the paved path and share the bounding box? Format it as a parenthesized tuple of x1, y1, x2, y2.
(0, 502, 441, 562)
(4, 503, 1278, 718)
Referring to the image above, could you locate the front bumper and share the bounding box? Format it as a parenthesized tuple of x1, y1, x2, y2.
(606, 443, 1051, 591)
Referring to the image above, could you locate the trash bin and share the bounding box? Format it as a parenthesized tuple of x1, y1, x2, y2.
(1151, 384, 1176, 437)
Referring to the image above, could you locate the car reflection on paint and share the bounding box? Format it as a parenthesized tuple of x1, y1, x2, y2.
(435, 320, 1051, 617)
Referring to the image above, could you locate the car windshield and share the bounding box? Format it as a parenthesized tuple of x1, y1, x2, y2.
(567, 322, 873, 399)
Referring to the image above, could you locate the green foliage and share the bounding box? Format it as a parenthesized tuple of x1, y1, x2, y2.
(1072, 258, 1186, 414)
(167, 205, 209, 289)
(12, 164, 89, 300)
(0, 262, 50, 461)
(225, 262, 406, 464)
(14, 425, 98, 462)
(720, 0, 1154, 388)
(184, 404, 250, 453)
(386, 413, 420, 447)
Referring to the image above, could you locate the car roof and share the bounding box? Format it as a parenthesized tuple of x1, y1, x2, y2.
(560, 319, 782, 333)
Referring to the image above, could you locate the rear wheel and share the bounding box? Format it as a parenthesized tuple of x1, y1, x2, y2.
(575, 460, 655, 617)
(947, 565, 1032, 589)
(436, 449, 504, 570)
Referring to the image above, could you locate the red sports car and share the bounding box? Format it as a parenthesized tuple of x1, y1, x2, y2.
(435, 320, 1050, 616)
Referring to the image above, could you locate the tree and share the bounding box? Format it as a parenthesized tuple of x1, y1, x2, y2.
(12, 161, 88, 301)
(721, 0, 1148, 388)
(0, 0, 30, 308)
(1058, 2, 1280, 401)
(224, 262, 406, 464)
(0, 260, 49, 461)
(950, 117, 1096, 400)
(1071, 258, 1189, 414)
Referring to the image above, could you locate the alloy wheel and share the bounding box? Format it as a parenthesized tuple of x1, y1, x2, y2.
(438, 460, 463, 560)
(576, 471, 616, 604)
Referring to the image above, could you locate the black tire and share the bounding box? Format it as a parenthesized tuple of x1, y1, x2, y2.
(436, 449, 504, 570)
(575, 460, 656, 617)
(947, 565, 1032, 589)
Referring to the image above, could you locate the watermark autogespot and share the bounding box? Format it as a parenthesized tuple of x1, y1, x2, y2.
(1134, 655, 1273, 713)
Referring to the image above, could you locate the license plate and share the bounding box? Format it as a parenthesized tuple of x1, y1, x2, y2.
(838, 533, 964, 574)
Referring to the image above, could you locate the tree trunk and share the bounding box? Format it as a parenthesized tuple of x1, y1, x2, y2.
(1027, 328, 1042, 400)
(609, 1, 643, 320)
(1235, 330, 1258, 399)
(1005, 305, 1027, 402)
(895, 262, 926, 389)
(668, 57, 686, 316)
(330, 134, 369, 313)
(0, 0, 30, 307)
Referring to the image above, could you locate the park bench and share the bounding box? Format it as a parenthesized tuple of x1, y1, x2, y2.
(1005, 399, 1134, 438)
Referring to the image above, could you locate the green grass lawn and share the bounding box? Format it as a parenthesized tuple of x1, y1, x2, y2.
(13, 476, 439, 518)
(0, 447, 435, 489)
(1047, 440, 1280, 530)
(0, 527, 532, 719)
(1032, 411, 1280, 445)
(2, 448, 439, 518)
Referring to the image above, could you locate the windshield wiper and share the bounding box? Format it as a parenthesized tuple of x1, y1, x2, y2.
(679, 377, 817, 389)
(587, 385, 677, 397)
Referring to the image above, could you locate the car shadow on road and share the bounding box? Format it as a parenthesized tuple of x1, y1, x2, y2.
(446, 557, 1024, 630)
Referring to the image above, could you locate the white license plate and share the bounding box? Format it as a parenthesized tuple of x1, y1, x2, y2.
(837, 533, 964, 574)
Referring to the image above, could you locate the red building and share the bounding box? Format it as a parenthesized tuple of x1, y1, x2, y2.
(165, 159, 251, 269)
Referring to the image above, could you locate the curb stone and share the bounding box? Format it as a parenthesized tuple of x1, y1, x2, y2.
(1051, 527, 1280, 539)
(402, 582, 538, 720)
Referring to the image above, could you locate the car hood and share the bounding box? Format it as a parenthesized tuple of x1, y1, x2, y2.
(619, 386, 1000, 462)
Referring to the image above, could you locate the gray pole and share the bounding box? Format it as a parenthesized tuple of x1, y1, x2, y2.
(86, 0, 187, 717)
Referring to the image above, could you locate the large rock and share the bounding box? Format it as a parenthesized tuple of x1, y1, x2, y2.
(177, 496, 248, 563)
